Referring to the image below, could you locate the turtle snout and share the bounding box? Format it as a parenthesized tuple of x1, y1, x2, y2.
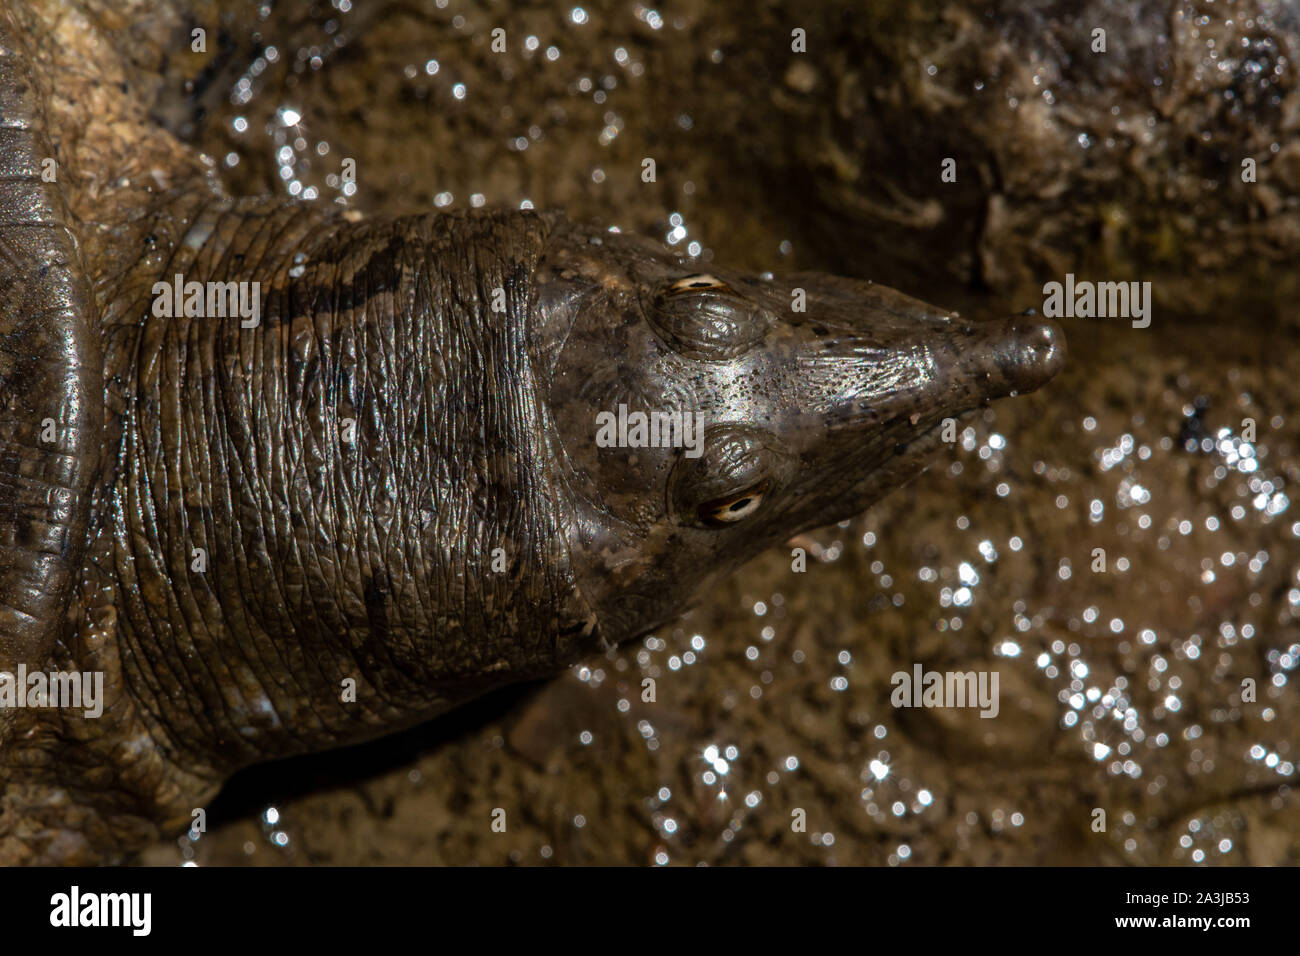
(1003, 318, 1066, 394)
(949, 316, 1067, 404)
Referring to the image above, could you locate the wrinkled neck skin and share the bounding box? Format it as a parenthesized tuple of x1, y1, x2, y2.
(90, 203, 602, 772)
(1, 203, 608, 864)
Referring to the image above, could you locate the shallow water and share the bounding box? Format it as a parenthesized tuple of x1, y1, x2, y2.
(142, 0, 1297, 865)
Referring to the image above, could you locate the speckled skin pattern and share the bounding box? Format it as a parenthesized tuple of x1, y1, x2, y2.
(0, 3, 1063, 863)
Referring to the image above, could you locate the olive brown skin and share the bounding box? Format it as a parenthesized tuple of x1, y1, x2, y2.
(0, 5, 1064, 864)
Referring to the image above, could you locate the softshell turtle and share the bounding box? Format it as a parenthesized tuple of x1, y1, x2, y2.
(0, 2, 1063, 863)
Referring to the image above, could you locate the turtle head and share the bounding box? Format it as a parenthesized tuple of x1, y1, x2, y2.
(534, 223, 1065, 645)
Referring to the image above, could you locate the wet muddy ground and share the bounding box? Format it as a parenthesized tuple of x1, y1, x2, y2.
(139, 0, 1298, 865)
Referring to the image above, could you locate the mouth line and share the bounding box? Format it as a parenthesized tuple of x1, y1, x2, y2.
(871, 405, 986, 480)
(774, 408, 974, 539)
(895, 411, 966, 460)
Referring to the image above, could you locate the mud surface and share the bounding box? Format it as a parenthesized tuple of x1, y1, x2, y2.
(128, 0, 1297, 865)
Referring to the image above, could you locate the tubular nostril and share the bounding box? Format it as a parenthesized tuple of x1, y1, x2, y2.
(1009, 319, 1067, 390)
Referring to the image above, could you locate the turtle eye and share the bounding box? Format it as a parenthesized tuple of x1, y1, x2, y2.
(664, 273, 737, 297)
(649, 274, 773, 361)
(698, 480, 770, 527)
